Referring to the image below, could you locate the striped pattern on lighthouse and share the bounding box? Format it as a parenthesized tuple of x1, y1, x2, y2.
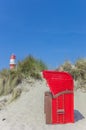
(10, 54, 16, 69)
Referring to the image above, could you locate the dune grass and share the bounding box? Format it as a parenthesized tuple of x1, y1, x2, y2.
(0, 55, 48, 101)
(56, 58, 86, 91)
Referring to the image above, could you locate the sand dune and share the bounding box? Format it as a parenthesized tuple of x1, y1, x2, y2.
(0, 80, 86, 130)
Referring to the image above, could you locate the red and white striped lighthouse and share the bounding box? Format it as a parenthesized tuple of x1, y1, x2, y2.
(10, 54, 16, 69)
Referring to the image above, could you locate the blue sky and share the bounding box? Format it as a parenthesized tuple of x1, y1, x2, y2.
(0, 0, 86, 70)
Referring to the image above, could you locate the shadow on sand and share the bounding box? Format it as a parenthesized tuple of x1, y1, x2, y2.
(74, 110, 85, 122)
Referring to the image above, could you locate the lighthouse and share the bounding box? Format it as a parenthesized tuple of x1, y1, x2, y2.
(10, 54, 16, 69)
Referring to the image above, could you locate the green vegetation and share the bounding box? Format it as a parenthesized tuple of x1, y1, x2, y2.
(0, 55, 48, 100)
(1, 54, 86, 102)
(17, 55, 47, 79)
(57, 58, 86, 91)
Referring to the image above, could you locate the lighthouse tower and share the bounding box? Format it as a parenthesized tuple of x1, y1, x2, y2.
(10, 54, 16, 69)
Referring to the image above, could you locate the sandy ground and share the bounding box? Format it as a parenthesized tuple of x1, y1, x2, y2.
(0, 80, 86, 130)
